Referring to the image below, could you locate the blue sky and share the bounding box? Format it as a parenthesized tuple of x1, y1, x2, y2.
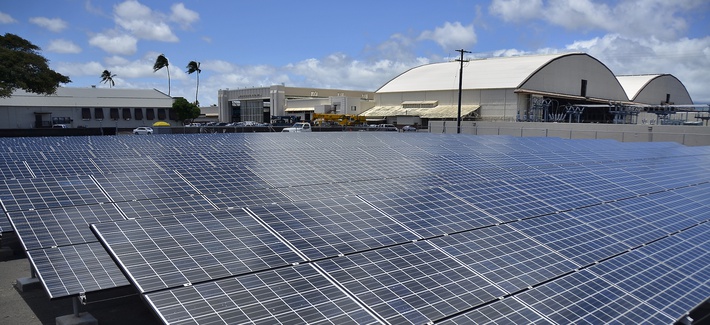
(2, 0, 709, 105)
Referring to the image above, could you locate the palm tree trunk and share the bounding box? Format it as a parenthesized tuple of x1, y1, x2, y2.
(195, 72, 199, 104)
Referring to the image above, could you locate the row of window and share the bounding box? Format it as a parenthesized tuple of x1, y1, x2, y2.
(81, 108, 174, 121)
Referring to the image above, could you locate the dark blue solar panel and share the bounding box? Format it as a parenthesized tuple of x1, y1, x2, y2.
(8, 203, 125, 250)
(93, 170, 199, 202)
(116, 195, 217, 219)
(0, 175, 110, 212)
(0, 212, 12, 233)
(360, 187, 498, 238)
(247, 196, 419, 260)
(27, 242, 130, 299)
(447, 180, 558, 222)
(92, 209, 303, 293)
(145, 264, 380, 324)
(205, 189, 291, 209)
(440, 297, 553, 325)
(429, 225, 577, 294)
(510, 207, 628, 266)
(317, 240, 506, 324)
(516, 269, 674, 324)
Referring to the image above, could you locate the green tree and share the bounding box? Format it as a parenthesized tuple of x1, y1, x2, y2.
(186, 60, 201, 106)
(100, 69, 116, 88)
(0, 33, 71, 97)
(172, 97, 200, 124)
(153, 54, 170, 96)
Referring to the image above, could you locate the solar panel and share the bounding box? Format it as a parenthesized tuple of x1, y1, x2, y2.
(26, 158, 101, 178)
(0, 212, 12, 233)
(0, 175, 110, 212)
(1, 132, 707, 324)
(177, 166, 270, 194)
(116, 195, 217, 220)
(515, 267, 674, 324)
(8, 203, 125, 250)
(205, 189, 292, 210)
(144, 264, 380, 325)
(93, 170, 199, 202)
(247, 196, 419, 260)
(91, 209, 303, 293)
(510, 207, 628, 266)
(0, 160, 33, 180)
(440, 297, 553, 325)
(359, 187, 498, 238)
(27, 242, 130, 299)
(429, 225, 577, 294)
(446, 180, 558, 222)
(316, 240, 506, 324)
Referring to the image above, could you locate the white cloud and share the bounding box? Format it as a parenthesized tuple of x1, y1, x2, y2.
(104, 55, 130, 66)
(113, 0, 178, 42)
(418, 22, 477, 51)
(89, 32, 138, 55)
(490, 0, 707, 41)
(566, 34, 710, 103)
(47, 39, 81, 54)
(170, 3, 199, 29)
(489, 0, 543, 22)
(55, 61, 104, 78)
(0, 11, 16, 24)
(29, 17, 68, 32)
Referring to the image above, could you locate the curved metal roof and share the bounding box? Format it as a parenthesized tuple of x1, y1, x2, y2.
(376, 53, 582, 93)
(616, 74, 663, 101)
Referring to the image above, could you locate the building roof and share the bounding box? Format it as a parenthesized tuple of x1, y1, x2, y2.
(616, 75, 662, 101)
(616, 74, 693, 105)
(376, 53, 580, 93)
(361, 104, 480, 119)
(0, 87, 173, 108)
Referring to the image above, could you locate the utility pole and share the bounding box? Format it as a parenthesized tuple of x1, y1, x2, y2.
(456, 49, 471, 134)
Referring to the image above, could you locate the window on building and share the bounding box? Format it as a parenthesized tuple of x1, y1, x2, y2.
(580, 79, 588, 97)
(351, 106, 357, 111)
(134, 108, 143, 120)
(81, 108, 91, 120)
(52, 117, 71, 124)
(110, 108, 119, 120)
(168, 108, 177, 120)
(158, 108, 166, 120)
(122, 108, 131, 120)
(95, 108, 104, 120)
(146, 108, 155, 120)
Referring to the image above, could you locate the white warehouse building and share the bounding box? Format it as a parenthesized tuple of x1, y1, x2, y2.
(363, 52, 694, 126)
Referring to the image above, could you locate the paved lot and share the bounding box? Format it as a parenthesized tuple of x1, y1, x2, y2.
(1, 246, 159, 325)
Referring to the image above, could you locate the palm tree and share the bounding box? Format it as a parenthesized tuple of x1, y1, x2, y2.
(186, 61, 201, 105)
(100, 70, 116, 88)
(153, 54, 170, 96)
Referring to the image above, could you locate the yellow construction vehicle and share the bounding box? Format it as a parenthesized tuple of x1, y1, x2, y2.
(312, 113, 366, 127)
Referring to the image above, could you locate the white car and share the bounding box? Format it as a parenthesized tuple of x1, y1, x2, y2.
(133, 126, 153, 135)
(281, 122, 312, 132)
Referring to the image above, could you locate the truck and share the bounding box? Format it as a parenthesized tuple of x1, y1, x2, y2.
(312, 113, 366, 127)
(281, 122, 312, 132)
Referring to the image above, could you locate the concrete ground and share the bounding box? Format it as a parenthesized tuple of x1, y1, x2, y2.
(0, 246, 160, 325)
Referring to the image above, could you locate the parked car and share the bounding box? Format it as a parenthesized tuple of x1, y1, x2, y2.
(281, 122, 312, 132)
(133, 126, 153, 135)
(376, 124, 398, 131)
(52, 124, 69, 128)
(402, 125, 417, 132)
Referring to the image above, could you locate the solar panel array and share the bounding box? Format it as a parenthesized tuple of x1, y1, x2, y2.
(0, 132, 708, 324)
